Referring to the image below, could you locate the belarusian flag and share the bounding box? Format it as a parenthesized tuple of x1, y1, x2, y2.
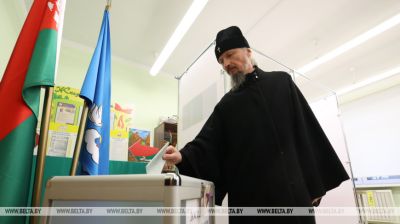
(0, 0, 65, 222)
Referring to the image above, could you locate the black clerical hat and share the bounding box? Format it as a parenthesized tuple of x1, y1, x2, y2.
(215, 26, 250, 60)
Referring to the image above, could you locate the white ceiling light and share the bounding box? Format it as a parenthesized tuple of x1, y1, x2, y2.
(297, 13, 400, 74)
(150, 0, 208, 76)
(336, 66, 400, 96)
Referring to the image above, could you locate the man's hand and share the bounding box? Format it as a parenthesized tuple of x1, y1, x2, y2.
(312, 197, 322, 206)
(162, 145, 182, 165)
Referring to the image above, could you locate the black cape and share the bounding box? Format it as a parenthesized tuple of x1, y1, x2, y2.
(177, 67, 349, 224)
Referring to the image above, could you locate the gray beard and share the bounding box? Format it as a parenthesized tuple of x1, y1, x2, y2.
(230, 72, 246, 91)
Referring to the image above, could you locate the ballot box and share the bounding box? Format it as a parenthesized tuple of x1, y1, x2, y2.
(42, 173, 215, 224)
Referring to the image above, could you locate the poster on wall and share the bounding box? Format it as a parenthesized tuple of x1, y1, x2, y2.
(109, 103, 132, 161)
(46, 86, 83, 157)
(41, 88, 133, 160)
(128, 128, 158, 162)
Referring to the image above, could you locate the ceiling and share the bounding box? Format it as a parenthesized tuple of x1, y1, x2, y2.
(20, 0, 400, 101)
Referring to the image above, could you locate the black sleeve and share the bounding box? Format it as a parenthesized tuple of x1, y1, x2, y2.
(288, 76, 349, 199)
(176, 106, 227, 205)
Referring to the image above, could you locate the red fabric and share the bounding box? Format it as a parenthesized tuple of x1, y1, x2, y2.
(40, 0, 61, 31)
(128, 141, 159, 157)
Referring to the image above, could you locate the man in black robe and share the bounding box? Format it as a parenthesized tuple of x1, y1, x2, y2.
(163, 26, 349, 224)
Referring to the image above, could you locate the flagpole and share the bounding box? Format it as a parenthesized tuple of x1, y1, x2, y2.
(31, 86, 53, 224)
(106, 0, 111, 10)
(70, 102, 89, 175)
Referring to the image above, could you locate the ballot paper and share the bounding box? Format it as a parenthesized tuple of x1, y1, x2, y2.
(146, 142, 169, 174)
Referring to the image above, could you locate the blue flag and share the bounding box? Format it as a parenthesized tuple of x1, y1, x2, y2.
(79, 10, 111, 175)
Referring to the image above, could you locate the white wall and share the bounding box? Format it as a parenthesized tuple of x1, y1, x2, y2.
(309, 96, 358, 224)
(178, 46, 225, 149)
(340, 84, 400, 178)
(0, 1, 21, 78)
